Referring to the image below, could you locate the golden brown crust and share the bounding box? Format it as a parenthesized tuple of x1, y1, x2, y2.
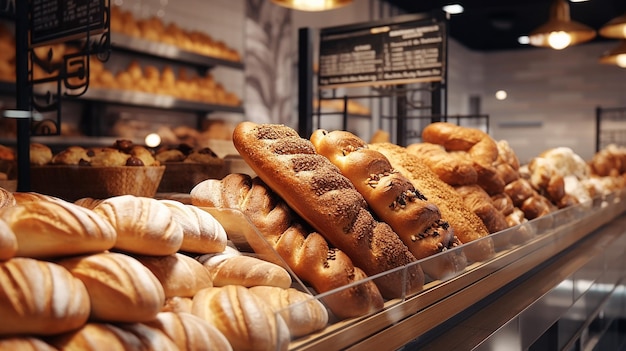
(30, 143, 53, 165)
(406, 142, 477, 186)
(0, 220, 17, 261)
(232, 122, 423, 298)
(0, 337, 57, 351)
(145, 312, 233, 351)
(0, 186, 15, 209)
(134, 253, 213, 298)
(191, 174, 384, 319)
(51, 146, 91, 165)
(455, 185, 509, 234)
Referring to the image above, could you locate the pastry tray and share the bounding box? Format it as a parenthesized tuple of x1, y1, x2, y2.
(199, 188, 626, 350)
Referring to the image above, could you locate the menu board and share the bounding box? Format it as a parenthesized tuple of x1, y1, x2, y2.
(319, 16, 446, 88)
(30, 0, 106, 46)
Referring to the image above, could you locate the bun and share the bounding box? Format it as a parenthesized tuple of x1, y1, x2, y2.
(232, 122, 423, 298)
(162, 296, 193, 314)
(311, 129, 465, 279)
(145, 312, 233, 351)
(134, 253, 213, 298)
(51, 146, 90, 165)
(0, 200, 117, 259)
(369, 143, 494, 262)
(30, 143, 53, 165)
(0, 219, 17, 261)
(249, 286, 328, 338)
(0, 257, 90, 336)
(57, 252, 165, 323)
(0, 337, 57, 350)
(454, 185, 509, 234)
(159, 200, 227, 254)
(191, 174, 384, 319)
(191, 285, 289, 351)
(406, 142, 477, 185)
(196, 246, 292, 288)
(93, 195, 183, 256)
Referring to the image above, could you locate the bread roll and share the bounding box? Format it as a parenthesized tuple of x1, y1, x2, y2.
(0, 186, 15, 208)
(51, 146, 90, 165)
(191, 285, 289, 351)
(454, 185, 509, 234)
(197, 246, 291, 288)
(191, 174, 384, 319)
(162, 296, 193, 314)
(232, 122, 423, 298)
(145, 312, 233, 351)
(0, 257, 90, 336)
(0, 219, 17, 261)
(93, 195, 183, 256)
(159, 200, 227, 254)
(311, 129, 465, 279)
(249, 286, 328, 338)
(57, 252, 165, 323)
(30, 143, 52, 165)
(369, 143, 494, 262)
(134, 253, 213, 298)
(74, 197, 104, 210)
(0, 200, 117, 259)
(406, 142, 477, 186)
(0, 337, 58, 350)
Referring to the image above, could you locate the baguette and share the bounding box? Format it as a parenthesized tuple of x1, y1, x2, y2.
(311, 129, 466, 279)
(0, 219, 17, 261)
(191, 174, 383, 319)
(232, 122, 423, 298)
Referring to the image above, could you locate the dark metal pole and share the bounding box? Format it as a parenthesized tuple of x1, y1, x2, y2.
(15, 0, 30, 191)
(297, 27, 313, 138)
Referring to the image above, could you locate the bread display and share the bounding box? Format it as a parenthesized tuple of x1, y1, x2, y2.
(134, 253, 213, 298)
(310, 129, 466, 279)
(231, 122, 424, 299)
(145, 312, 233, 351)
(191, 174, 384, 319)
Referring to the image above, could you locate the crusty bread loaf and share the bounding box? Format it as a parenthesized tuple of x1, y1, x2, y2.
(0, 186, 15, 208)
(232, 122, 423, 298)
(0, 257, 90, 336)
(0, 337, 57, 351)
(191, 174, 384, 319)
(197, 246, 291, 288)
(369, 143, 494, 263)
(454, 185, 509, 234)
(74, 197, 104, 210)
(406, 142, 477, 186)
(162, 296, 193, 314)
(0, 219, 17, 261)
(191, 285, 289, 351)
(134, 253, 213, 298)
(158, 200, 227, 254)
(0, 199, 117, 259)
(93, 195, 183, 256)
(311, 129, 465, 279)
(145, 312, 233, 351)
(249, 286, 328, 338)
(57, 252, 165, 323)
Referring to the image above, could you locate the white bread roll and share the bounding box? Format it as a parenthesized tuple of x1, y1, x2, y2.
(191, 285, 290, 351)
(145, 312, 233, 351)
(249, 286, 328, 338)
(0, 336, 58, 350)
(162, 296, 193, 314)
(0, 200, 116, 259)
(49, 322, 178, 350)
(159, 200, 227, 254)
(196, 247, 291, 288)
(57, 252, 165, 323)
(93, 195, 183, 256)
(134, 253, 213, 298)
(0, 219, 17, 261)
(0, 257, 90, 336)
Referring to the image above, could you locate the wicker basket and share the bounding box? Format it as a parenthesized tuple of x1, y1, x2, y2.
(30, 165, 165, 201)
(157, 161, 227, 194)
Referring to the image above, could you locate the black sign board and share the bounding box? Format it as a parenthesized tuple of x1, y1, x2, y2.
(319, 13, 446, 88)
(30, 0, 105, 46)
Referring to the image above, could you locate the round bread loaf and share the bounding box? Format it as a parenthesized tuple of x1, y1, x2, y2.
(145, 312, 233, 351)
(0, 199, 117, 259)
(0, 337, 58, 351)
(159, 200, 227, 254)
(0, 219, 17, 261)
(0, 257, 90, 336)
(162, 296, 193, 314)
(134, 253, 213, 298)
(0, 186, 15, 208)
(30, 143, 53, 165)
(93, 195, 183, 256)
(57, 252, 165, 323)
(191, 285, 290, 351)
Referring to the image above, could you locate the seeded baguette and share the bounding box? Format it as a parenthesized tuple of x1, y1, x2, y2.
(232, 122, 424, 298)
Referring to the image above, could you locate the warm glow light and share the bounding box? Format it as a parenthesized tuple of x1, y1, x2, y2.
(495, 90, 508, 100)
(442, 4, 464, 15)
(145, 133, 161, 148)
(518, 36, 530, 45)
(293, 0, 326, 11)
(569, 0, 589, 2)
(548, 31, 572, 49)
(617, 54, 626, 68)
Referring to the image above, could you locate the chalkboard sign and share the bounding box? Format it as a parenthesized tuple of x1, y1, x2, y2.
(319, 13, 446, 88)
(30, 0, 105, 46)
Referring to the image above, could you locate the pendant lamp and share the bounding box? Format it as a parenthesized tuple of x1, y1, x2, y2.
(271, 0, 352, 11)
(528, 0, 596, 50)
(599, 40, 626, 68)
(599, 12, 626, 39)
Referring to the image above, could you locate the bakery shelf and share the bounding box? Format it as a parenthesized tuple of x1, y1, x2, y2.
(110, 33, 244, 71)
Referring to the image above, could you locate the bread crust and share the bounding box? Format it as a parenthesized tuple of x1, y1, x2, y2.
(232, 122, 423, 298)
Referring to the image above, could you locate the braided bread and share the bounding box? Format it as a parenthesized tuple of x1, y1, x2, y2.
(191, 174, 384, 319)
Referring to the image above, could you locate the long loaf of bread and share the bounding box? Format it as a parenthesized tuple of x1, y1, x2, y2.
(191, 174, 384, 319)
(310, 129, 467, 279)
(231, 122, 423, 298)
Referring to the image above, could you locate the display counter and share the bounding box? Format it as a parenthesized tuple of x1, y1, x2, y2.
(274, 190, 626, 350)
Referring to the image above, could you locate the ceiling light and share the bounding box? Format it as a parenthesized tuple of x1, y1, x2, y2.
(528, 0, 596, 50)
(599, 12, 626, 39)
(442, 4, 464, 15)
(495, 90, 508, 100)
(271, 0, 352, 11)
(599, 40, 626, 68)
(518, 36, 530, 45)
